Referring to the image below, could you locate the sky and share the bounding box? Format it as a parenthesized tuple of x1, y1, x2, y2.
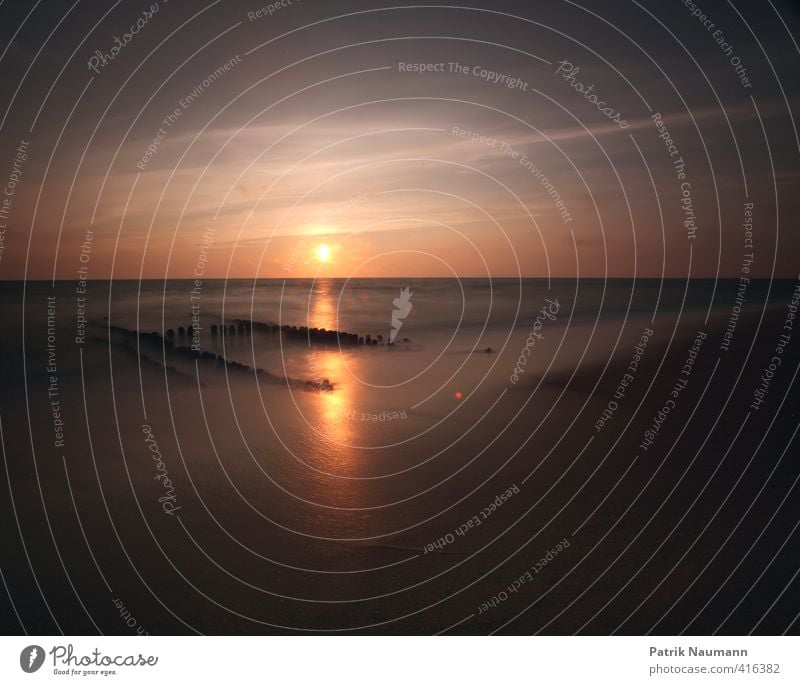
(0, 0, 798, 279)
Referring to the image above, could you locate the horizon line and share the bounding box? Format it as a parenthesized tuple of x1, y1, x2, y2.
(3, 275, 798, 283)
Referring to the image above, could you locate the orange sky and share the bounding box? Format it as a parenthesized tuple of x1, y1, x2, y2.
(1, 0, 798, 280)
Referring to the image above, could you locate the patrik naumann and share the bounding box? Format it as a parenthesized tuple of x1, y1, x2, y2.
(650, 646, 748, 657)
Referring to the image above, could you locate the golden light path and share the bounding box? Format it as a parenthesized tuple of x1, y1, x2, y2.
(307, 279, 357, 453)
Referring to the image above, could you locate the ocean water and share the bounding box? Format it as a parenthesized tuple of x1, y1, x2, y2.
(3, 276, 791, 395)
(1, 277, 798, 634)
(1, 276, 793, 453)
(6, 276, 789, 330)
(4, 277, 791, 362)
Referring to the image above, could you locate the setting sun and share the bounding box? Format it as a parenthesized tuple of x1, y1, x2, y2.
(315, 243, 331, 263)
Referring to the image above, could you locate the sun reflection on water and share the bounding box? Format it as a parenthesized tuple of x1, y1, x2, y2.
(308, 278, 338, 332)
(304, 280, 358, 450)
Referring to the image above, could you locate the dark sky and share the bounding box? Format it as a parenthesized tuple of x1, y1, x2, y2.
(0, 0, 798, 278)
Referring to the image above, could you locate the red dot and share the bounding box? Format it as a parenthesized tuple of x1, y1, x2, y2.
(454, 391, 463, 400)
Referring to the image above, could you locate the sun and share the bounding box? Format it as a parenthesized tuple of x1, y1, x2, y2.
(315, 243, 331, 263)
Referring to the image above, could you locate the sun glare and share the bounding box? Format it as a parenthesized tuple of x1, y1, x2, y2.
(315, 243, 331, 263)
